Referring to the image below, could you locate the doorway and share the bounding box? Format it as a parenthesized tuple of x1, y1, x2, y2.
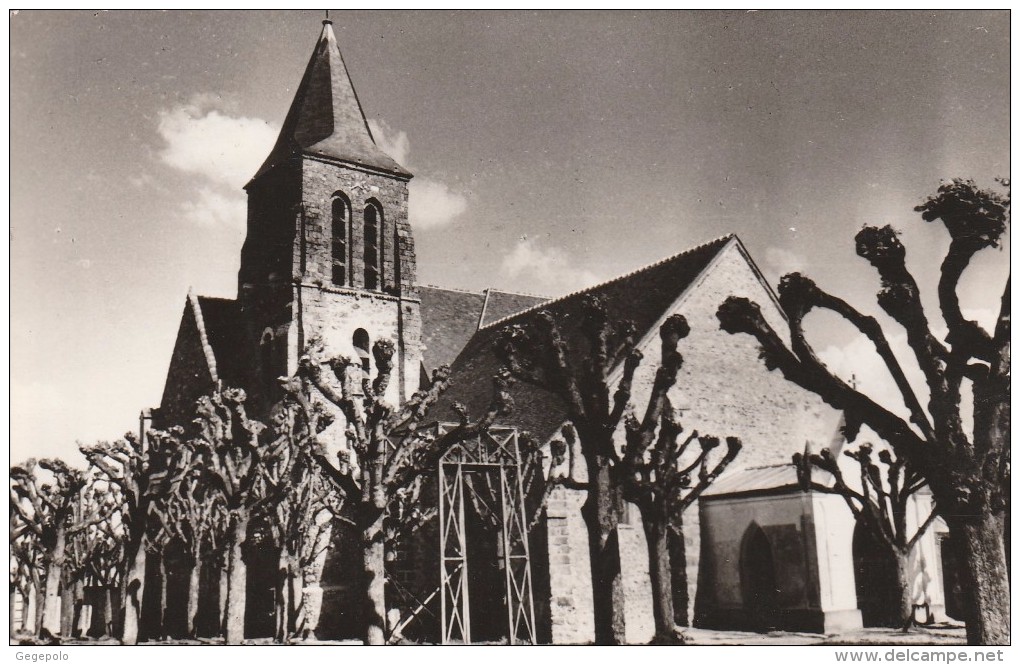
(852, 522, 902, 627)
(740, 523, 778, 632)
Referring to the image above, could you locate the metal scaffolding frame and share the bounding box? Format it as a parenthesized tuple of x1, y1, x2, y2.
(437, 425, 537, 645)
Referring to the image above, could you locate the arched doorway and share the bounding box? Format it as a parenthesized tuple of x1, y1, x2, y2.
(740, 523, 778, 632)
(852, 522, 901, 627)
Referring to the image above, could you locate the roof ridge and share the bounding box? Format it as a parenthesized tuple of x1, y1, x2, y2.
(187, 291, 220, 384)
(485, 287, 552, 300)
(419, 284, 484, 295)
(419, 283, 551, 299)
(479, 233, 735, 331)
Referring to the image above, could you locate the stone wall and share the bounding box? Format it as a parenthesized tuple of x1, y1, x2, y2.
(545, 486, 595, 643)
(622, 241, 842, 471)
(298, 157, 415, 297)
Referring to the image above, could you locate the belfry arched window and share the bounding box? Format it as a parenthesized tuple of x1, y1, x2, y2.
(364, 201, 382, 290)
(353, 328, 371, 373)
(331, 194, 350, 286)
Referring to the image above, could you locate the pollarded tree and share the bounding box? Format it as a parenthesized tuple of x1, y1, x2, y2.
(614, 314, 741, 640)
(494, 298, 738, 643)
(151, 462, 227, 639)
(292, 338, 512, 646)
(10, 488, 43, 636)
(256, 398, 345, 642)
(187, 388, 280, 645)
(10, 458, 86, 638)
(74, 481, 124, 638)
(278, 463, 345, 641)
(793, 443, 937, 629)
(80, 430, 179, 645)
(63, 481, 117, 637)
(494, 296, 638, 644)
(716, 179, 1009, 645)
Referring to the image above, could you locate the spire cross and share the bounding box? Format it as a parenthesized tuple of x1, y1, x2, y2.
(324, 9, 332, 25)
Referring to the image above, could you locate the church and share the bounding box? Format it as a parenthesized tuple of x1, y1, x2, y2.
(155, 19, 952, 643)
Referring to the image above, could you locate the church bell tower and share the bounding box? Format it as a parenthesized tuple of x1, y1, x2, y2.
(238, 19, 422, 408)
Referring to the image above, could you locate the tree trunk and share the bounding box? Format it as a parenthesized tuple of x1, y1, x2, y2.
(224, 511, 249, 645)
(947, 512, 1010, 645)
(639, 502, 676, 642)
(103, 587, 113, 638)
(10, 583, 18, 635)
(186, 560, 201, 638)
(121, 537, 147, 645)
(59, 572, 74, 637)
(290, 569, 305, 638)
(275, 547, 291, 643)
(668, 521, 689, 627)
(74, 580, 90, 638)
(158, 556, 168, 640)
(218, 562, 228, 636)
(362, 528, 387, 645)
(580, 461, 626, 645)
(299, 580, 323, 641)
(32, 579, 44, 637)
(41, 526, 67, 636)
(893, 549, 913, 630)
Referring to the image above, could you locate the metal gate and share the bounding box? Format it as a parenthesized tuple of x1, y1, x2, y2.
(437, 425, 536, 644)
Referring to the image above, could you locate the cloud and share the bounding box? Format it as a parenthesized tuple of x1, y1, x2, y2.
(410, 178, 469, 229)
(157, 97, 278, 189)
(367, 119, 410, 166)
(368, 119, 468, 229)
(502, 237, 600, 294)
(178, 187, 247, 229)
(156, 96, 277, 229)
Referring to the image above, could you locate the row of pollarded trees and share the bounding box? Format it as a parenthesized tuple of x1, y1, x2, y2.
(10, 339, 511, 646)
(10, 394, 346, 644)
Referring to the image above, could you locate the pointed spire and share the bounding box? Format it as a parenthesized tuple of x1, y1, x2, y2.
(251, 20, 411, 182)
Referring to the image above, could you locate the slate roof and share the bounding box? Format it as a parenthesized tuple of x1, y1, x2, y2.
(193, 295, 257, 391)
(429, 235, 735, 440)
(419, 287, 487, 371)
(418, 286, 547, 371)
(251, 21, 411, 182)
(479, 290, 549, 328)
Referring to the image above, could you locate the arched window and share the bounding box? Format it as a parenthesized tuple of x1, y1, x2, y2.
(331, 195, 350, 286)
(353, 328, 371, 373)
(364, 202, 382, 290)
(260, 328, 276, 389)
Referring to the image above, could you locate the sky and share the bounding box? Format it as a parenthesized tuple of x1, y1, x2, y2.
(10, 10, 1010, 464)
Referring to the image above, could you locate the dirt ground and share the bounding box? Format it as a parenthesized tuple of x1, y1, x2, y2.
(681, 622, 967, 646)
(13, 623, 968, 646)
